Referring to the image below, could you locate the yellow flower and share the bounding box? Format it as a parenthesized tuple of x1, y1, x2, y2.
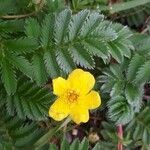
(49, 69, 101, 124)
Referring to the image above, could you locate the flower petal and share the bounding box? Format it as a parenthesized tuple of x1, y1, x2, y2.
(70, 106, 89, 124)
(80, 91, 101, 109)
(68, 69, 95, 95)
(53, 77, 69, 96)
(49, 98, 69, 121)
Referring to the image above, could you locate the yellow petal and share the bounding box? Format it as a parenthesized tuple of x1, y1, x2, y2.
(79, 91, 101, 109)
(68, 69, 95, 95)
(49, 98, 69, 121)
(70, 106, 89, 124)
(53, 77, 69, 96)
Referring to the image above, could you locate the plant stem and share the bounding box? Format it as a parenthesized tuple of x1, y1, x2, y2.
(0, 12, 37, 19)
(117, 124, 123, 150)
(0, 0, 43, 19)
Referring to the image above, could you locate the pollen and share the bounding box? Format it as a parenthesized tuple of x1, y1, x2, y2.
(66, 90, 79, 103)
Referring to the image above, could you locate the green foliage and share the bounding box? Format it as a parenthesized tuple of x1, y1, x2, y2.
(24, 8, 133, 76)
(0, 111, 45, 149)
(99, 62, 144, 124)
(118, 0, 150, 27)
(108, 96, 134, 125)
(109, 0, 150, 14)
(0, 8, 133, 95)
(6, 77, 54, 120)
(99, 33, 150, 126)
(0, 0, 150, 149)
(45, 137, 90, 150)
(0, 0, 31, 15)
(126, 106, 150, 149)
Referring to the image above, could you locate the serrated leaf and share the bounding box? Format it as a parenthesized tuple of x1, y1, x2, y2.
(108, 96, 134, 125)
(69, 9, 89, 41)
(108, 42, 124, 63)
(127, 53, 145, 81)
(69, 44, 95, 69)
(25, 18, 41, 39)
(83, 39, 109, 61)
(44, 50, 61, 78)
(109, 64, 123, 79)
(5, 38, 38, 54)
(92, 23, 117, 42)
(0, 20, 23, 33)
(127, 107, 150, 146)
(114, 42, 131, 58)
(1, 59, 17, 95)
(1, 115, 44, 149)
(125, 83, 142, 106)
(6, 81, 53, 120)
(32, 54, 47, 85)
(134, 61, 150, 84)
(41, 14, 55, 49)
(6, 96, 15, 115)
(13, 94, 25, 118)
(80, 12, 104, 37)
(8, 53, 33, 79)
(56, 49, 76, 73)
(54, 9, 71, 44)
(110, 81, 124, 98)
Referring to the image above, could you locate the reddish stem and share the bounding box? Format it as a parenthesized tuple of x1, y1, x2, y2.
(117, 124, 123, 150)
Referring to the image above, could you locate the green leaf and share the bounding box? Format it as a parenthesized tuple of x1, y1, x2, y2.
(93, 142, 116, 150)
(113, 42, 131, 58)
(108, 42, 124, 63)
(60, 138, 70, 150)
(56, 49, 76, 73)
(32, 54, 47, 85)
(83, 39, 109, 62)
(134, 61, 150, 84)
(34, 127, 58, 149)
(8, 53, 33, 79)
(126, 107, 150, 146)
(108, 96, 134, 125)
(6, 96, 15, 115)
(110, 81, 124, 98)
(109, 64, 123, 79)
(127, 53, 145, 81)
(92, 22, 117, 41)
(70, 44, 95, 69)
(69, 9, 89, 41)
(0, 20, 23, 34)
(6, 79, 54, 120)
(25, 18, 41, 39)
(5, 38, 38, 54)
(41, 14, 55, 49)
(143, 129, 150, 145)
(79, 137, 89, 150)
(1, 115, 44, 149)
(54, 9, 71, 44)
(110, 0, 150, 13)
(49, 144, 58, 150)
(125, 83, 143, 106)
(44, 50, 61, 78)
(80, 12, 104, 37)
(1, 59, 17, 95)
(70, 139, 79, 150)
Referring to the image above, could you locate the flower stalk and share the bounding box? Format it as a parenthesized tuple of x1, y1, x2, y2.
(117, 124, 123, 150)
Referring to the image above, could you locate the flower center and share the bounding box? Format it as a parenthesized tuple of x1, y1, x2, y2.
(66, 90, 79, 103)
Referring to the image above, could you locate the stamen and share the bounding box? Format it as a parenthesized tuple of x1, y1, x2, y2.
(66, 90, 79, 103)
